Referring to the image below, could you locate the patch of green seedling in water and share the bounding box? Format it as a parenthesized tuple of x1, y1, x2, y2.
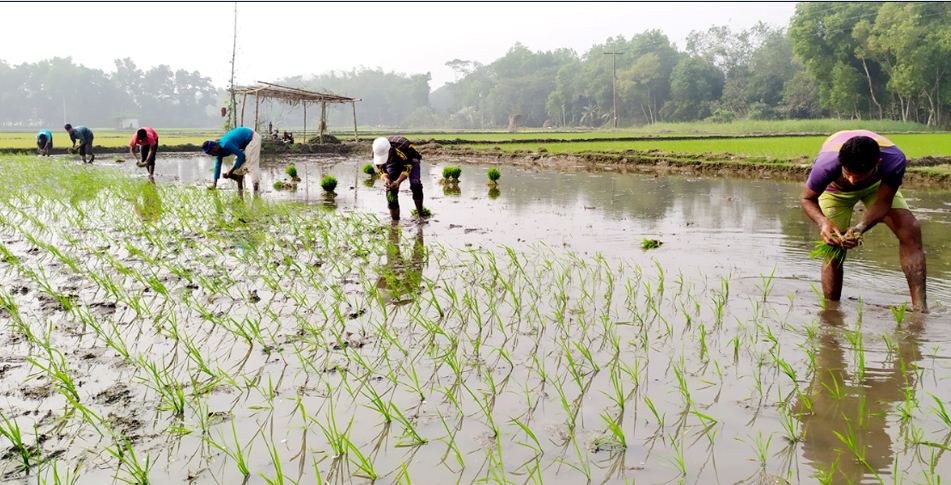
(441, 166, 462, 182)
(0, 154, 942, 484)
(411, 207, 432, 218)
(487, 167, 501, 185)
(285, 165, 298, 179)
(321, 175, 337, 193)
(641, 239, 663, 250)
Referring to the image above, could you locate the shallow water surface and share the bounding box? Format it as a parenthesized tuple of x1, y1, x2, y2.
(1, 154, 949, 484)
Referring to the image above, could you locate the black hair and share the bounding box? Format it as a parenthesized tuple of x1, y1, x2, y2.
(38, 133, 46, 141)
(136, 128, 147, 141)
(839, 136, 880, 173)
(64, 123, 72, 131)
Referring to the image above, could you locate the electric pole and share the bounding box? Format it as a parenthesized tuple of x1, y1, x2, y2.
(229, 2, 238, 128)
(604, 50, 623, 128)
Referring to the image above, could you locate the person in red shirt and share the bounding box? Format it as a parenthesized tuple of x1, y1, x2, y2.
(129, 127, 159, 181)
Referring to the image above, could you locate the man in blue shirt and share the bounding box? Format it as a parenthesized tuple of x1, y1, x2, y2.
(36, 130, 53, 157)
(201, 127, 261, 193)
(64, 123, 95, 163)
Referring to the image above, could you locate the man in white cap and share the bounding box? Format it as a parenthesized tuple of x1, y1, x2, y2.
(372, 136, 425, 222)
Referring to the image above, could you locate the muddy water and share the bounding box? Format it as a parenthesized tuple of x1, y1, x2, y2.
(2, 154, 950, 484)
(141, 153, 951, 303)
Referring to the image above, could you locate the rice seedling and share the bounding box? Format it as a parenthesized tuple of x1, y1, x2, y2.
(362, 163, 376, 176)
(487, 167, 501, 186)
(0, 412, 33, 473)
(285, 165, 299, 180)
(320, 175, 338, 193)
(641, 239, 663, 250)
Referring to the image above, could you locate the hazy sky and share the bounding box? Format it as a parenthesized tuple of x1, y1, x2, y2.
(1, 2, 797, 89)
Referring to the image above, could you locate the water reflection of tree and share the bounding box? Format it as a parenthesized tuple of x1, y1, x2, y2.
(798, 304, 923, 483)
(376, 225, 426, 304)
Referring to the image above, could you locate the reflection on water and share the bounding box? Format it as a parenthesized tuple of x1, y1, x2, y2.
(798, 303, 924, 482)
(376, 224, 427, 305)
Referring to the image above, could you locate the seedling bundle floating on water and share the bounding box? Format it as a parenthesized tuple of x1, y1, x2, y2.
(286, 165, 299, 181)
(321, 175, 338, 194)
(441, 166, 462, 184)
(641, 239, 663, 250)
(487, 167, 501, 186)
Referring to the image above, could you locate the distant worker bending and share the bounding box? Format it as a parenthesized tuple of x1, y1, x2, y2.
(800, 130, 927, 312)
(36, 129, 53, 157)
(129, 127, 159, 182)
(372, 136, 425, 222)
(201, 126, 261, 193)
(65, 124, 94, 163)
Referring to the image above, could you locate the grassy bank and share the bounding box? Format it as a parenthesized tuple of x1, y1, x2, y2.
(356, 119, 938, 141)
(0, 130, 218, 149)
(469, 133, 951, 159)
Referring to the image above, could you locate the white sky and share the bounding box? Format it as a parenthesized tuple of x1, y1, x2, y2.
(0, 2, 797, 90)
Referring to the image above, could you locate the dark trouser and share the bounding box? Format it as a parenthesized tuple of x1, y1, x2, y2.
(141, 141, 158, 173)
(79, 136, 94, 160)
(386, 161, 423, 210)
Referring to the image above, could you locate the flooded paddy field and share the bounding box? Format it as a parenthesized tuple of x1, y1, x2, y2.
(1, 153, 950, 484)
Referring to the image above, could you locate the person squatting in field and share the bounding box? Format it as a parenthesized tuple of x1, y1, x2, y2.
(65, 124, 94, 163)
(129, 127, 159, 182)
(36, 129, 53, 157)
(202, 126, 261, 194)
(800, 130, 927, 312)
(372, 135, 425, 222)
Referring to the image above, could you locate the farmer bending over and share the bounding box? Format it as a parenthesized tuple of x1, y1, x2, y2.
(372, 136, 424, 222)
(201, 126, 261, 194)
(129, 127, 159, 182)
(65, 124, 95, 163)
(800, 130, 926, 312)
(36, 129, 53, 157)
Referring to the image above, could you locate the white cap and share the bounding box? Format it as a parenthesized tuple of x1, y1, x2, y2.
(372, 137, 391, 166)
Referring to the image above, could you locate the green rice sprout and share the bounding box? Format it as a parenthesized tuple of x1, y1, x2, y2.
(362, 163, 376, 176)
(285, 165, 298, 179)
(441, 166, 462, 181)
(810, 241, 846, 263)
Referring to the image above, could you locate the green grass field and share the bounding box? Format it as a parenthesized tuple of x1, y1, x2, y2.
(0, 130, 218, 149)
(473, 133, 951, 159)
(358, 119, 938, 141)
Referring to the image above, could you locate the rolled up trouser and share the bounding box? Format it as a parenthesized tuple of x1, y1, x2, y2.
(232, 131, 261, 185)
(386, 161, 423, 210)
(818, 181, 909, 231)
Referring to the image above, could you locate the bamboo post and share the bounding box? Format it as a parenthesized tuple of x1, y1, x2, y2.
(319, 101, 327, 144)
(240, 93, 247, 126)
(351, 101, 358, 142)
(254, 93, 260, 132)
(302, 103, 307, 143)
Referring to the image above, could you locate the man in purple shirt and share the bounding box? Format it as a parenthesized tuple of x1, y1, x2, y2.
(800, 130, 926, 312)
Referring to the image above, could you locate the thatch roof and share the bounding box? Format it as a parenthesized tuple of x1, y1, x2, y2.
(231, 81, 357, 105)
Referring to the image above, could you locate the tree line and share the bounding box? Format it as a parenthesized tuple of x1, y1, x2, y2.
(0, 57, 221, 129)
(1, 3, 948, 130)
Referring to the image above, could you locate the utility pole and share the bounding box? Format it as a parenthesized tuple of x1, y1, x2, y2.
(604, 50, 623, 128)
(229, 2, 238, 128)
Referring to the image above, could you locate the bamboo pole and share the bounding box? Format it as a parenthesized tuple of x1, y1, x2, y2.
(319, 101, 327, 143)
(351, 101, 358, 142)
(302, 103, 307, 142)
(254, 94, 260, 132)
(240, 93, 247, 126)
